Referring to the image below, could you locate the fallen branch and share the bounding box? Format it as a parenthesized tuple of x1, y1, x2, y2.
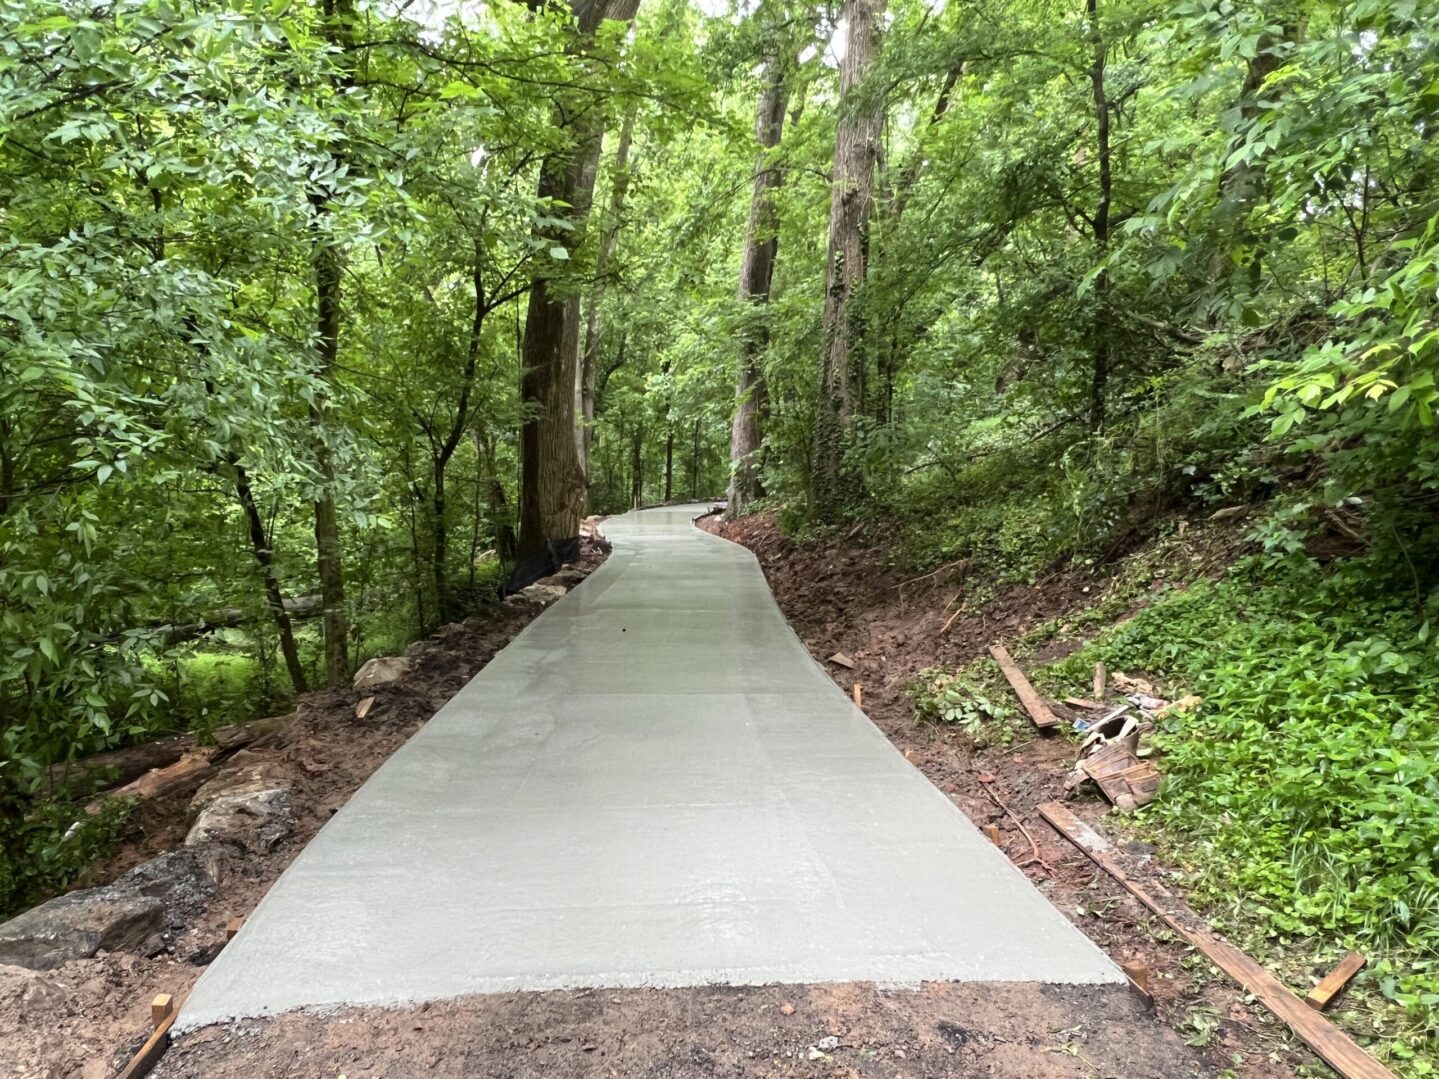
(85, 754, 216, 815)
(979, 778, 1054, 876)
(1037, 802, 1395, 1079)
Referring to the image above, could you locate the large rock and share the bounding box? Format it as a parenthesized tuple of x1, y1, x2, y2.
(352, 655, 410, 689)
(115, 847, 220, 927)
(0, 886, 164, 970)
(186, 758, 294, 853)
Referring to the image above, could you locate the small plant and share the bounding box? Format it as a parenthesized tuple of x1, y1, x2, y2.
(907, 666, 1017, 743)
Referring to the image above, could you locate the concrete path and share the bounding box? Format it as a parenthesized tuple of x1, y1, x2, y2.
(178, 506, 1119, 1030)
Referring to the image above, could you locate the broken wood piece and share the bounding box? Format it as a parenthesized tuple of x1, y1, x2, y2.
(1093, 662, 1107, 701)
(118, 994, 181, 1079)
(987, 644, 1059, 730)
(852, 683, 863, 708)
(828, 652, 856, 670)
(983, 824, 1001, 846)
(85, 754, 216, 815)
(355, 695, 375, 719)
(1307, 952, 1367, 1012)
(226, 916, 244, 940)
(151, 993, 173, 1030)
(1074, 743, 1161, 811)
(1037, 802, 1395, 1079)
(1064, 697, 1102, 710)
(1155, 693, 1202, 718)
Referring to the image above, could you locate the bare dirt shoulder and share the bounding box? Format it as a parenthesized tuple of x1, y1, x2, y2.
(0, 541, 607, 1079)
(700, 511, 1306, 1077)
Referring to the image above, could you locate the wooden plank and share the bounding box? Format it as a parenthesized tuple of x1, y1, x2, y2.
(987, 644, 1059, 730)
(1037, 802, 1394, 1079)
(117, 1006, 178, 1079)
(852, 683, 863, 709)
(1094, 661, 1107, 701)
(1308, 952, 1367, 1011)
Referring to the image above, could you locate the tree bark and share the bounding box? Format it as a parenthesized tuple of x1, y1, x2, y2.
(629, 425, 644, 508)
(231, 459, 308, 694)
(726, 57, 789, 518)
(578, 108, 637, 493)
(308, 0, 356, 684)
(1087, 0, 1111, 433)
(811, 0, 887, 521)
(518, 0, 643, 559)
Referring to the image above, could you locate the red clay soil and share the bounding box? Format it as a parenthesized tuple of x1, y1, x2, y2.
(0, 541, 608, 1079)
(699, 512, 1309, 1077)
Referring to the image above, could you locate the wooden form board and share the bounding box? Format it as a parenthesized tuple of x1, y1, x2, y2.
(987, 644, 1059, 730)
(1036, 802, 1394, 1079)
(117, 1008, 177, 1079)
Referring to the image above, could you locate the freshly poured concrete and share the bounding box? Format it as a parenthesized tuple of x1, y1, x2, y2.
(177, 505, 1120, 1030)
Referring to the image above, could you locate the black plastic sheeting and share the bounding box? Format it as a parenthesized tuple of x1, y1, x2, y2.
(503, 536, 581, 594)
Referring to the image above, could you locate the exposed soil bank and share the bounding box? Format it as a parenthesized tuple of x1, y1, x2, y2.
(700, 512, 1307, 1077)
(159, 982, 1208, 1078)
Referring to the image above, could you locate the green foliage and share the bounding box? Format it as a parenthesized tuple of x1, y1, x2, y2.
(0, 795, 133, 916)
(908, 663, 1018, 745)
(1054, 552, 1439, 1057)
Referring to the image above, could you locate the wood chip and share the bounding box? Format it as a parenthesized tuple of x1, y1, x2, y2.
(828, 652, 856, 669)
(355, 696, 375, 719)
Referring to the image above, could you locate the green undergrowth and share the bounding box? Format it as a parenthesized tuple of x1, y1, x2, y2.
(1047, 553, 1439, 1070)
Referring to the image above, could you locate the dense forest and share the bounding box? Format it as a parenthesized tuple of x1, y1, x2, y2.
(3, 0, 1439, 1068)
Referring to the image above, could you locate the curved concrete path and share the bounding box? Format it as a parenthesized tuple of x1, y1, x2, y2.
(178, 505, 1119, 1030)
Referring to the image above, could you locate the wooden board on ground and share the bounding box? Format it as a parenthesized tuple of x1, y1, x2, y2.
(987, 644, 1059, 730)
(1036, 802, 1394, 1079)
(1308, 952, 1367, 1011)
(117, 995, 180, 1079)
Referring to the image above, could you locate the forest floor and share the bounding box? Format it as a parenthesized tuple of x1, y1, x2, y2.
(0, 540, 610, 1079)
(698, 511, 1313, 1077)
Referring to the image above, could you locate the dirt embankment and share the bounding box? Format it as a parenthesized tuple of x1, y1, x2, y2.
(700, 511, 1306, 1077)
(0, 541, 607, 1079)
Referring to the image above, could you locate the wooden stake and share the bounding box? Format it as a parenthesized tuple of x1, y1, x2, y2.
(1121, 960, 1153, 1007)
(1307, 952, 1367, 1011)
(1093, 661, 1107, 701)
(982, 824, 1001, 846)
(852, 683, 862, 709)
(987, 644, 1059, 730)
(226, 915, 244, 940)
(118, 993, 182, 1079)
(355, 695, 375, 719)
(1037, 802, 1394, 1079)
(150, 993, 173, 1031)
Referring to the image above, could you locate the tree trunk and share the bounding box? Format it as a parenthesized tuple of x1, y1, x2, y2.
(1087, 0, 1111, 433)
(518, 0, 643, 560)
(230, 460, 307, 694)
(811, 0, 887, 522)
(578, 108, 637, 492)
(664, 426, 674, 502)
(308, 0, 356, 685)
(726, 57, 789, 518)
(630, 425, 644, 508)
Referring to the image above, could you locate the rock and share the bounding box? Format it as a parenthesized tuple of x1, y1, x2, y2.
(0, 964, 73, 1019)
(352, 655, 410, 689)
(816, 1035, 840, 1051)
(187, 759, 294, 852)
(115, 847, 220, 927)
(0, 887, 165, 970)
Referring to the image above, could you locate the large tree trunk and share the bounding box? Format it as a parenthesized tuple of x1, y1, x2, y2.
(230, 460, 307, 694)
(309, 0, 355, 685)
(578, 109, 637, 494)
(1087, 0, 1111, 433)
(518, 0, 643, 560)
(811, 0, 887, 522)
(726, 57, 788, 518)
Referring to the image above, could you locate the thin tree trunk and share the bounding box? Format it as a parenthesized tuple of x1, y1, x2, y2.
(231, 461, 307, 694)
(518, 0, 643, 560)
(578, 108, 637, 492)
(811, 0, 887, 521)
(690, 417, 700, 499)
(1087, 0, 1111, 433)
(726, 57, 789, 518)
(664, 427, 674, 502)
(630, 425, 644, 508)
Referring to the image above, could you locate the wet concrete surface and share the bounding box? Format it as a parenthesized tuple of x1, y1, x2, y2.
(177, 505, 1119, 1030)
